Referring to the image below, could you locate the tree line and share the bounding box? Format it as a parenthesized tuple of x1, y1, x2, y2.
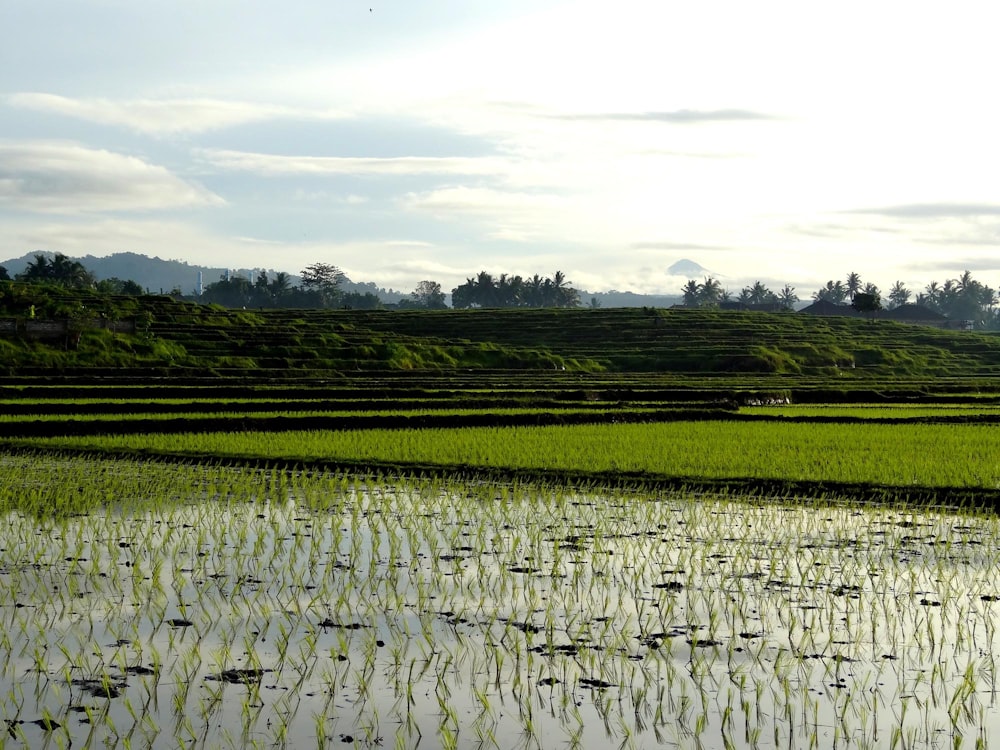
(1, 254, 583, 312)
(682, 269, 1000, 328)
(681, 277, 799, 309)
(198, 263, 383, 310)
(199, 267, 582, 310)
(2, 253, 144, 295)
(450, 271, 579, 309)
(7, 254, 999, 326)
(811, 270, 997, 325)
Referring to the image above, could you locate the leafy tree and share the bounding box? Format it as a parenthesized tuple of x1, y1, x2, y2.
(340, 291, 383, 309)
(201, 274, 255, 307)
(0, 266, 9, 281)
(300, 262, 346, 307)
(96, 277, 144, 295)
(404, 280, 447, 309)
(852, 291, 882, 316)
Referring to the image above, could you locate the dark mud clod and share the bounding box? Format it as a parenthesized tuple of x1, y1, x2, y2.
(318, 619, 367, 629)
(205, 668, 271, 685)
(653, 581, 684, 592)
(579, 677, 615, 689)
(72, 678, 125, 698)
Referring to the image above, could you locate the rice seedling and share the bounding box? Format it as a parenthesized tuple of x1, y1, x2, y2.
(11, 418, 1000, 491)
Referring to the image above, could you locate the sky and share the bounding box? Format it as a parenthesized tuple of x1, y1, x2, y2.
(2, 1, 1000, 298)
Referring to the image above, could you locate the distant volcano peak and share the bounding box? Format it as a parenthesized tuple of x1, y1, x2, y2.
(667, 259, 708, 276)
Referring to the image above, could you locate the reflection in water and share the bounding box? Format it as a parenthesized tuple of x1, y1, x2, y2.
(0, 456, 999, 748)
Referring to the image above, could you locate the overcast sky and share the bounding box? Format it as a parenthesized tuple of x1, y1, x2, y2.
(2, 1, 1000, 297)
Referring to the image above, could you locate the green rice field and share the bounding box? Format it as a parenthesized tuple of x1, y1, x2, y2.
(11, 420, 1000, 491)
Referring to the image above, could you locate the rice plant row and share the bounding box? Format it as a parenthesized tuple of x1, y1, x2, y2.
(11, 420, 1000, 490)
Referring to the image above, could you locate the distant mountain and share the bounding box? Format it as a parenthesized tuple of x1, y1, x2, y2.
(582, 290, 683, 308)
(1, 252, 247, 294)
(667, 259, 709, 277)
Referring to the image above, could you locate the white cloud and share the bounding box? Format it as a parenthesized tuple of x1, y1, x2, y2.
(197, 149, 510, 177)
(385, 240, 434, 248)
(0, 141, 224, 214)
(7, 92, 345, 136)
(401, 186, 574, 242)
(291, 189, 370, 204)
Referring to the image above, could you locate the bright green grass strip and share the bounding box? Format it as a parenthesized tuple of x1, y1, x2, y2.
(0, 406, 666, 423)
(742, 404, 1000, 418)
(10, 421, 1000, 488)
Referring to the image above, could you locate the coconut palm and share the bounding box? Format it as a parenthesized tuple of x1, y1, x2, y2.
(887, 281, 911, 309)
(845, 272, 862, 300)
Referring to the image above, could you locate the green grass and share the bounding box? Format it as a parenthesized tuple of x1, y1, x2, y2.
(0, 406, 674, 423)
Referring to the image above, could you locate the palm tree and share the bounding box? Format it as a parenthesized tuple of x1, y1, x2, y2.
(681, 280, 701, 307)
(525, 274, 546, 307)
(746, 281, 773, 304)
(269, 272, 291, 298)
(814, 280, 847, 304)
(698, 276, 723, 306)
(778, 285, 798, 310)
(21, 254, 51, 281)
(550, 270, 579, 308)
(495, 274, 522, 307)
(845, 272, 862, 300)
(887, 281, 911, 309)
(18, 253, 94, 288)
(473, 271, 497, 307)
(921, 281, 942, 312)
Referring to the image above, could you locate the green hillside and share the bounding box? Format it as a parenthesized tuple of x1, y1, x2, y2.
(3, 282, 1000, 384)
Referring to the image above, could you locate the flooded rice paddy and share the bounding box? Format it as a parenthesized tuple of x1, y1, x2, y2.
(2, 455, 1000, 748)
